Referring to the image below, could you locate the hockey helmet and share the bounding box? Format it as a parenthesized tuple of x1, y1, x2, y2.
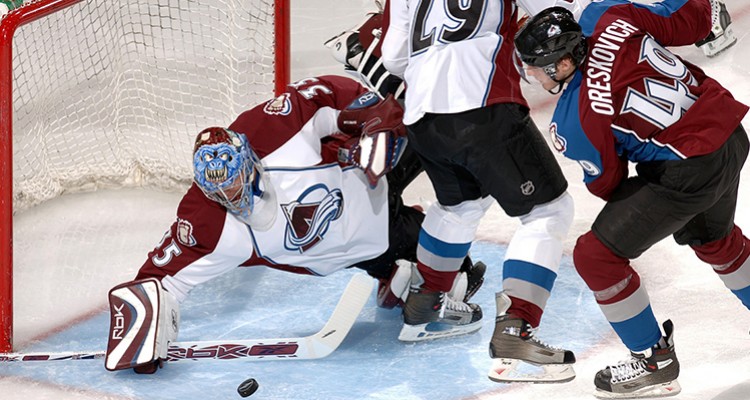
(193, 127, 264, 218)
(514, 7, 587, 79)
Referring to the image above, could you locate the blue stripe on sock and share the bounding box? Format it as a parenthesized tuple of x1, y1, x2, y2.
(731, 285, 750, 309)
(502, 259, 557, 292)
(418, 230, 471, 259)
(609, 305, 661, 352)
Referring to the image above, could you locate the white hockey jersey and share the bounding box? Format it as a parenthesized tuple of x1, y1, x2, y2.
(381, 0, 528, 124)
(135, 76, 389, 302)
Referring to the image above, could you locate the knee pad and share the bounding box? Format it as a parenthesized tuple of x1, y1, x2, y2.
(421, 197, 494, 243)
(506, 192, 574, 273)
(573, 231, 632, 292)
(519, 192, 574, 242)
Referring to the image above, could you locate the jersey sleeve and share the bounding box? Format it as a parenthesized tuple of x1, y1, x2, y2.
(134, 184, 255, 302)
(229, 75, 367, 159)
(381, 0, 409, 78)
(629, 0, 712, 46)
(582, 0, 712, 46)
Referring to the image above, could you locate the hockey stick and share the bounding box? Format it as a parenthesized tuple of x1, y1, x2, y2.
(0, 273, 374, 363)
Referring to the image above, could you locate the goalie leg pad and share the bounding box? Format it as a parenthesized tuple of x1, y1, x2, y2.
(376, 259, 414, 309)
(376, 259, 483, 309)
(105, 278, 180, 371)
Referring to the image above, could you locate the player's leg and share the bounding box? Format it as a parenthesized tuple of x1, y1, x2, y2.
(394, 112, 488, 341)
(352, 146, 485, 309)
(678, 125, 750, 309)
(467, 103, 575, 383)
(577, 167, 737, 397)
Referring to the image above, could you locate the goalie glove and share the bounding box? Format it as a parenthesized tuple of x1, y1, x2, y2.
(337, 91, 407, 188)
(324, 3, 405, 99)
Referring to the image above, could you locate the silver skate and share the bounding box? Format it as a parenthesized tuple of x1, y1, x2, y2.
(398, 287, 482, 342)
(488, 292, 576, 383)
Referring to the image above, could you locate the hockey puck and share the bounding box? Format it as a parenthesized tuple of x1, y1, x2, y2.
(237, 378, 259, 397)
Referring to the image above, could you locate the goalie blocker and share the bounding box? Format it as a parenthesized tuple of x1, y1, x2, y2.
(336, 91, 407, 189)
(105, 278, 180, 374)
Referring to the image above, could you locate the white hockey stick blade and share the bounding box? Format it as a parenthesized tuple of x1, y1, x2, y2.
(0, 273, 374, 363)
(488, 358, 576, 384)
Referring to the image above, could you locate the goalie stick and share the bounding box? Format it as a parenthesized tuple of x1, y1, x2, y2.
(0, 273, 374, 363)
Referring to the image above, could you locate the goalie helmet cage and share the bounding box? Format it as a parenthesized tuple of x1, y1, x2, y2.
(0, 0, 290, 353)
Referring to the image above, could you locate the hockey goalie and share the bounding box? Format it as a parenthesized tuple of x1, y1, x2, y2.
(104, 75, 486, 374)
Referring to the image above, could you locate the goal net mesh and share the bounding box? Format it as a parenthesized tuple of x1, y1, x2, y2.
(11, 0, 279, 212)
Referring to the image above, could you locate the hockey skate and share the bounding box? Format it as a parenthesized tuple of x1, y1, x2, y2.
(488, 292, 576, 383)
(398, 287, 482, 342)
(696, 0, 736, 57)
(594, 320, 681, 399)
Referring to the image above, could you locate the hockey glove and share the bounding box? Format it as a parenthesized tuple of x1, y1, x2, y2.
(337, 92, 407, 188)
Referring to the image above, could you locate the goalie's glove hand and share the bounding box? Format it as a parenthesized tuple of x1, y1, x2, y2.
(337, 92, 407, 188)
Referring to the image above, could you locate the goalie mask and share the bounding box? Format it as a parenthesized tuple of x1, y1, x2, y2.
(193, 127, 264, 219)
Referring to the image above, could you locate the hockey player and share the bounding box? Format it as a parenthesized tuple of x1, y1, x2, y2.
(515, 1, 749, 397)
(104, 75, 486, 374)
(381, 0, 577, 384)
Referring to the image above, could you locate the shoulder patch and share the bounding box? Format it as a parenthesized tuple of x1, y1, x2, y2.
(549, 122, 567, 153)
(264, 93, 293, 115)
(176, 219, 197, 247)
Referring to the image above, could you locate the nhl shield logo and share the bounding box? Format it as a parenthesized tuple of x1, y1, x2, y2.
(520, 181, 535, 196)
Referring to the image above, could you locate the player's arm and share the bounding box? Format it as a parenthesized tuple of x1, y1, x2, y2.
(553, 105, 627, 201)
(380, 0, 409, 78)
(618, 0, 713, 46)
(105, 187, 254, 373)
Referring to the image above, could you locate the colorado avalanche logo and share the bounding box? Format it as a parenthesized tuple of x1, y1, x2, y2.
(549, 122, 567, 153)
(176, 219, 196, 247)
(264, 93, 293, 115)
(281, 185, 344, 253)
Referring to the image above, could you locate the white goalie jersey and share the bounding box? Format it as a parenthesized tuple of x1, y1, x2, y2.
(135, 76, 389, 302)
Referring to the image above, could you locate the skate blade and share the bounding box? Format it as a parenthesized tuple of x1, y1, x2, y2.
(594, 379, 681, 399)
(488, 358, 575, 384)
(397, 320, 482, 342)
(703, 26, 737, 57)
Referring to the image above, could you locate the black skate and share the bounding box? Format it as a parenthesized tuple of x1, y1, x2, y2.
(696, 0, 736, 57)
(488, 292, 576, 383)
(594, 320, 681, 399)
(398, 287, 482, 342)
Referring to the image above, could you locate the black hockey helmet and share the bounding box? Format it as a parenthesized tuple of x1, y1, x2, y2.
(514, 7, 587, 69)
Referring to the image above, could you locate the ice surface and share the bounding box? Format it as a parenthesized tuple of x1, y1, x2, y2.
(2, 1, 750, 399)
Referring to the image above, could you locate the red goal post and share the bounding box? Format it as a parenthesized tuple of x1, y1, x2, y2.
(0, 0, 290, 353)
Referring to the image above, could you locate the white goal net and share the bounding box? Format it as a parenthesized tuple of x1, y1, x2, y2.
(10, 0, 284, 212)
(1, 0, 287, 353)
